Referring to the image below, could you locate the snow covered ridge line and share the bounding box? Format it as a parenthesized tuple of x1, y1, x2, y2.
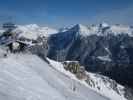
(13, 24, 58, 40)
(3, 23, 133, 40)
(47, 59, 128, 100)
(60, 23, 133, 37)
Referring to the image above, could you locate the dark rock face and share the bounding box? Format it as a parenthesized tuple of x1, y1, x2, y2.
(124, 87, 133, 100)
(47, 28, 133, 88)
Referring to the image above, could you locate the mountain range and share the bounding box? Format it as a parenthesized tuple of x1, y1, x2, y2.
(0, 23, 133, 100)
(47, 23, 133, 89)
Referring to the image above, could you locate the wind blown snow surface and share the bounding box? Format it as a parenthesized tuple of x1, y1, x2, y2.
(0, 53, 108, 100)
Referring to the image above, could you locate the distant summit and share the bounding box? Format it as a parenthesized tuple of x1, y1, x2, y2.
(61, 23, 133, 37)
(13, 24, 58, 39)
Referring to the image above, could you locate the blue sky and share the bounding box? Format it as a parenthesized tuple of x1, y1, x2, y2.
(0, 0, 133, 28)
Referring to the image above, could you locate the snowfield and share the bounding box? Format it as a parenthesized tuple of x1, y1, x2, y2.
(0, 53, 109, 100)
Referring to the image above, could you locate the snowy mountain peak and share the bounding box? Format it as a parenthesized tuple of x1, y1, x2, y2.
(13, 24, 58, 39)
(110, 25, 132, 34)
(22, 24, 39, 29)
(99, 22, 109, 28)
(75, 24, 85, 28)
(64, 23, 133, 37)
(69, 24, 92, 36)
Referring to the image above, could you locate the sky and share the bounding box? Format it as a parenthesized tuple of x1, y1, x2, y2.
(0, 0, 133, 28)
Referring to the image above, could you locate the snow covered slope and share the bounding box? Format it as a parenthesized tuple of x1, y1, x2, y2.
(48, 59, 128, 100)
(13, 24, 58, 39)
(0, 52, 108, 100)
